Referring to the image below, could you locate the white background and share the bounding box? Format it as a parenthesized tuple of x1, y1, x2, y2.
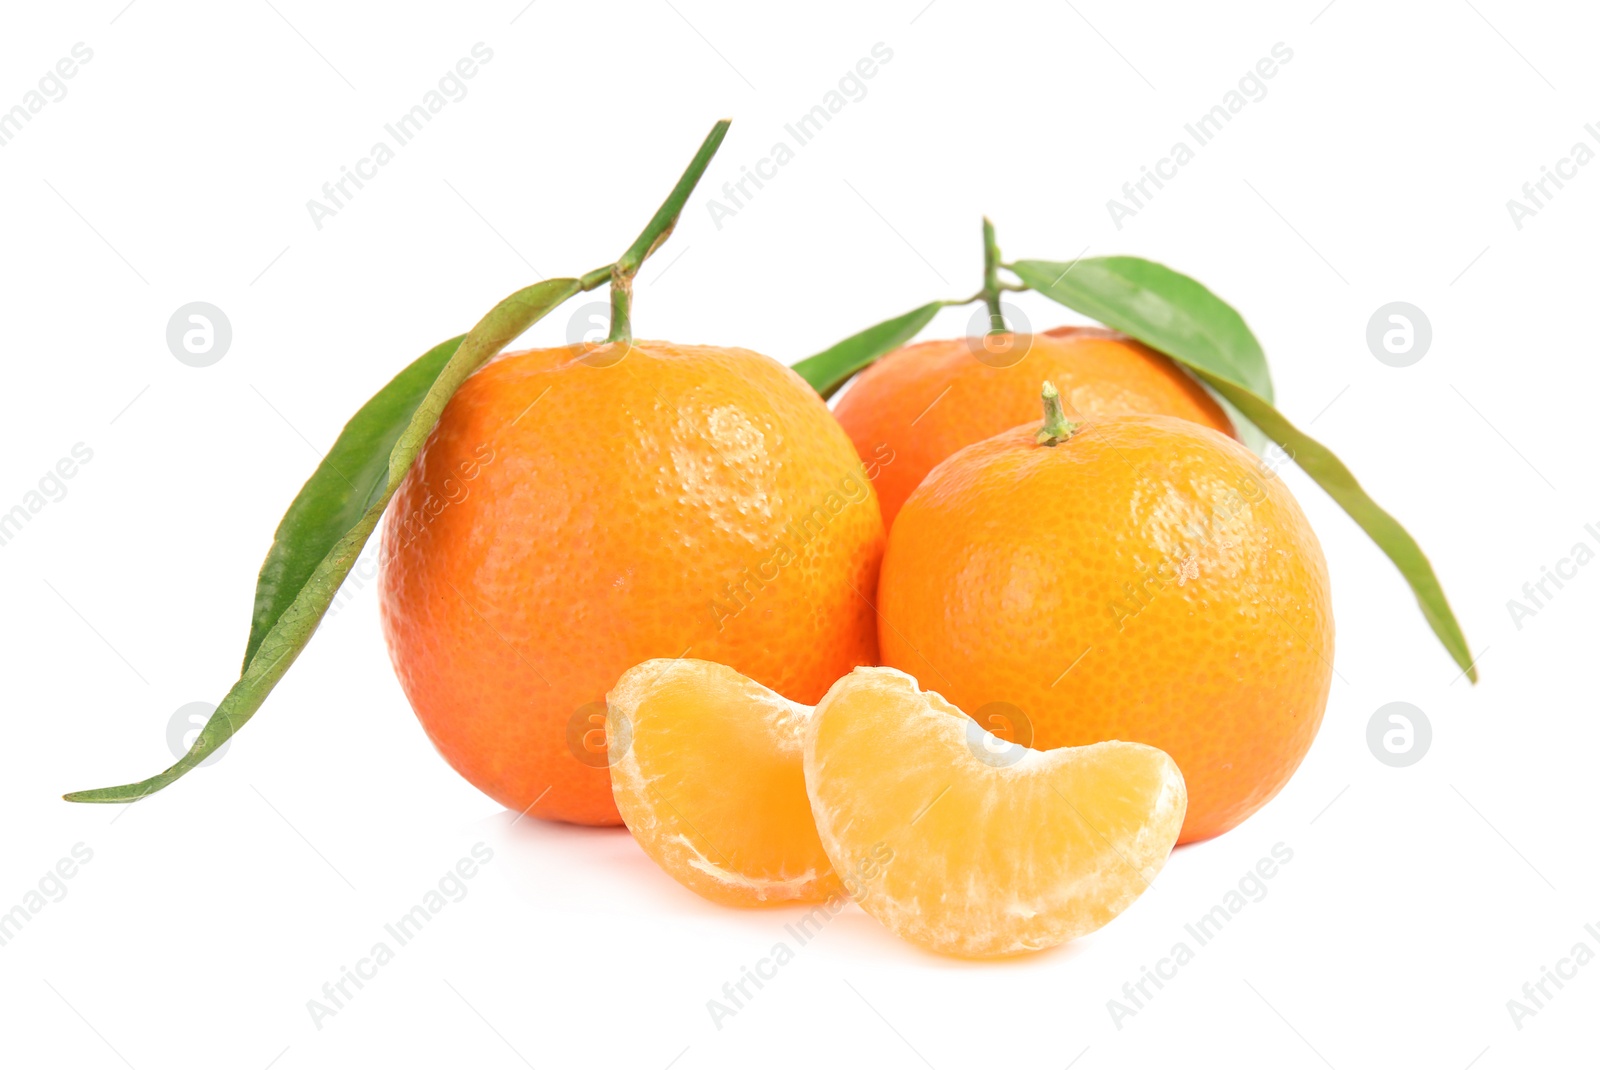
(1, 1, 1595, 1067)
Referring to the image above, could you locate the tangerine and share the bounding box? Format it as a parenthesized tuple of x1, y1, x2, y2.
(380, 341, 884, 825)
(876, 384, 1333, 842)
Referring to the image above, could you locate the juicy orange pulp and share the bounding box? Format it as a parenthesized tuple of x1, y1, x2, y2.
(607, 659, 840, 907)
(805, 667, 1186, 957)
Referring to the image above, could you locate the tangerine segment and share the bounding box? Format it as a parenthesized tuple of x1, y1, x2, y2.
(804, 667, 1185, 957)
(608, 659, 842, 907)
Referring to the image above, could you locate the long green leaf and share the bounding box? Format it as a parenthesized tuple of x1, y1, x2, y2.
(791, 301, 945, 398)
(1011, 257, 1274, 403)
(1190, 370, 1475, 681)
(1022, 263, 1475, 681)
(242, 337, 459, 670)
(66, 119, 738, 804)
(65, 278, 582, 803)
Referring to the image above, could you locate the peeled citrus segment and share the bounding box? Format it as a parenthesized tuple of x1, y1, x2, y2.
(607, 659, 842, 907)
(804, 667, 1186, 957)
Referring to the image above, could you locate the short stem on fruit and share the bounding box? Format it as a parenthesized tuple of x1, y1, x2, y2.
(981, 217, 1008, 334)
(605, 265, 634, 345)
(1036, 381, 1080, 446)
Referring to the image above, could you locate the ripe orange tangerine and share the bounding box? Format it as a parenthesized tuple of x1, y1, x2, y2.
(804, 666, 1186, 957)
(380, 341, 884, 826)
(608, 658, 840, 906)
(877, 384, 1333, 843)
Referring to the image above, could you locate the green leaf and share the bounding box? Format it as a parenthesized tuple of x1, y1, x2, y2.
(1193, 372, 1475, 682)
(791, 301, 945, 399)
(65, 277, 583, 804)
(242, 337, 459, 670)
(1010, 257, 1275, 403)
(617, 119, 730, 272)
(1022, 264, 1475, 682)
(66, 118, 740, 805)
(1201, 386, 1271, 457)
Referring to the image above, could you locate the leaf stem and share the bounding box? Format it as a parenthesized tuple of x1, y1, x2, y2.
(617, 119, 731, 273)
(604, 118, 733, 345)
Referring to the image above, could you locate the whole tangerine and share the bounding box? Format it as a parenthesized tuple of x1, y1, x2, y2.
(876, 383, 1332, 843)
(380, 340, 885, 825)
